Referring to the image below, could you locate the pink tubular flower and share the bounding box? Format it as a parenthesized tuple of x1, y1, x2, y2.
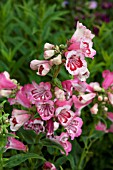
(56, 132, 72, 155)
(5, 136, 27, 151)
(95, 121, 108, 132)
(30, 59, 52, 76)
(72, 93, 96, 110)
(71, 21, 95, 43)
(0, 71, 17, 90)
(46, 119, 54, 137)
(24, 118, 45, 134)
(55, 105, 74, 126)
(36, 100, 54, 121)
(43, 161, 56, 170)
(65, 50, 88, 78)
(30, 81, 52, 102)
(65, 116, 83, 140)
(68, 21, 96, 59)
(102, 70, 113, 89)
(10, 109, 31, 131)
(8, 86, 31, 108)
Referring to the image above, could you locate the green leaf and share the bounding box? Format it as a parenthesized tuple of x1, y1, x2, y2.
(41, 138, 66, 154)
(4, 153, 46, 168)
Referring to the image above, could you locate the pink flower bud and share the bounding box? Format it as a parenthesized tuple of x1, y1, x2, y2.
(44, 43, 55, 50)
(98, 95, 103, 101)
(44, 50, 55, 59)
(50, 54, 62, 65)
(90, 103, 98, 114)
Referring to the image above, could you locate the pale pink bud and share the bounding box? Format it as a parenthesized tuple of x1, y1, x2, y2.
(50, 54, 62, 65)
(93, 84, 102, 92)
(54, 87, 65, 101)
(98, 95, 103, 101)
(104, 96, 108, 101)
(43, 161, 56, 170)
(0, 89, 12, 97)
(54, 121, 59, 131)
(103, 106, 108, 112)
(90, 103, 98, 114)
(44, 50, 55, 59)
(44, 43, 55, 50)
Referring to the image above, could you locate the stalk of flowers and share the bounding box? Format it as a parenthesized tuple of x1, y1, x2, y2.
(1, 21, 98, 156)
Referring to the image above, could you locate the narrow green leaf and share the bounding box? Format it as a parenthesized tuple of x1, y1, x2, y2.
(4, 153, 46, 168)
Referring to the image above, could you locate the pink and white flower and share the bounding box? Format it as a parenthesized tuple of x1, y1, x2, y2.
(65, 116, 83, 140)
(5, 136, 27, 151)
(54, 87, 65, 101)
(44, 43, 55, 50)
(8, 86, 31, 108)
(102, 70, 113, 89)
(44, 50, 55, 59)
(30, 81, 52, 102)
(0, 71, 17, 90)
(10, 109, 31, 131)
(65, 50, 88, 77)
(36, 100, 54, 121)
(95, 121, 108, 132)
(55, 105, 74, 126)
(90, 103, 98, 114)
(24, 118, 45, 134)
(30, 59, 52, 76)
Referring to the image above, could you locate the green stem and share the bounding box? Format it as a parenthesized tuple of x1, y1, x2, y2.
(0, 154, 3, 170)
(77, 126, 95, 170)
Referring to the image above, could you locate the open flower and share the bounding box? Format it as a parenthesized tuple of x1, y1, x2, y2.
(36, 100, 54, 120)
(30, 59, 52, 76)
(65, 50, 88, 78)
(10, 109, 31, 131)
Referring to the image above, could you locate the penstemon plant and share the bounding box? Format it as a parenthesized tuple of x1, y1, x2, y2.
(0, 21, 113, 170)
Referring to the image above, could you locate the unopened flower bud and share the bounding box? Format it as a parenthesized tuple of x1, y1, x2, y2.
(44, 43, 55, 50)
(50, 54, 62, 65)
(104, 96, 108, 101)
(98, 95, 103, 101)
(93, 85, 102, 92)
(44, 50, 55, 59)
(104, 106, 108, 112)
(90, 103, 98, 114)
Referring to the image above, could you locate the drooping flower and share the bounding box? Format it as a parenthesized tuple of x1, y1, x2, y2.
(46, 118, 54, 137)
(10, 109, 31, 131)
(44, 43, 55, 50)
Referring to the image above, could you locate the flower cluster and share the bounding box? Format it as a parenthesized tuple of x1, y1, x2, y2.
(1, 21, 113, 169)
